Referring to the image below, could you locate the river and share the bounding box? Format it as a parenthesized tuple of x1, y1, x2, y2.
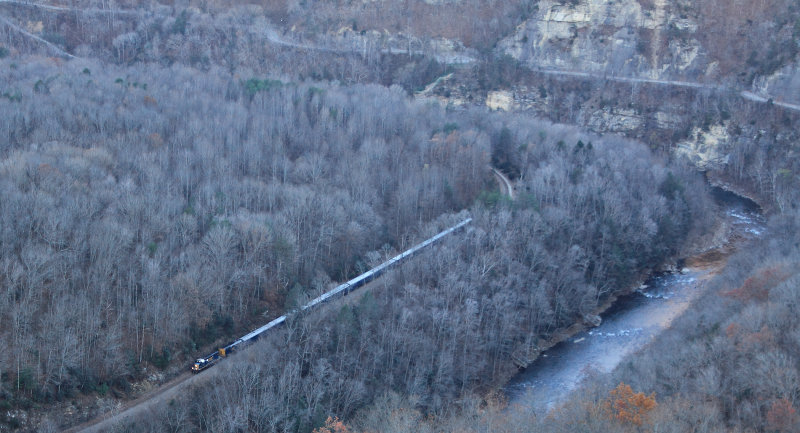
(503, 188, 765, 413)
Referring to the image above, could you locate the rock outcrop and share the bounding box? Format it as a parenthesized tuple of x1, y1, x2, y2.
(498, 0, 706, 80)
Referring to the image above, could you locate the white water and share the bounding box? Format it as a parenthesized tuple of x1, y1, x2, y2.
(504, 191, 765, 414)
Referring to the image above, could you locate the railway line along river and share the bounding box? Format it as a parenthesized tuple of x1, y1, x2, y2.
(503, 188, 765, 413)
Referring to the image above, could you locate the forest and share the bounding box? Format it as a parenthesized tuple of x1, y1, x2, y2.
(0, 56, 487, 401)
(329, 208, 800, 433)
(1, 0, 799, 431)
(0, 55, 711, 431)
(83, 117, 712, 432)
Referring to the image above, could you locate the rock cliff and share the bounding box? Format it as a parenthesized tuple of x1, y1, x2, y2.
(498, 0, 800, 103)
(499, 0, 707, 80)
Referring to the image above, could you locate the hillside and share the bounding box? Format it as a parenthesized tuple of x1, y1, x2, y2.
(0, 0, 799, 432)
(499, 0, 799, 93)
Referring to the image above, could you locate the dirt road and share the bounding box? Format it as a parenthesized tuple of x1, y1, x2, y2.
(64, 371, 212, 432)
(531, 68, 800, 113)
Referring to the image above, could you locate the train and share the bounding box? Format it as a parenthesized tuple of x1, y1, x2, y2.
(191, 218, 472, 373)
(191, 351, 220, 373)
(191, 339, 244, 372)
(191, 316, 284, 373)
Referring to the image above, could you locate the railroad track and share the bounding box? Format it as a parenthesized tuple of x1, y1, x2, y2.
(492, 167, 514, 200)
(66, 217, 472, 432)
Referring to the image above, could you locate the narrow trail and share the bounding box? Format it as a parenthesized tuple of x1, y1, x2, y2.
(0, 0, 142, 15)
(416, 72, 454, 96)
(492, 167, 515, 200)
(0, 14, 76, 58)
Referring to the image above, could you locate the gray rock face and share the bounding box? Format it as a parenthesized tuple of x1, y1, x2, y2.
(757, 62, 800, 106)
(583, 313, 602, 327)
(498, 0, 707, 80)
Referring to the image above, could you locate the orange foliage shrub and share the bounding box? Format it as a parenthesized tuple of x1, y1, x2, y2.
(148, 132, 164, 147)
(726, 322, 776, 351)
(741, 325, 775, 351)
(725, 322, 739, 338)
(313, 416, 352, 433)
(603, 382, 657, 427)
(767, 398, 798, 433)
(722, 265, 790, 302)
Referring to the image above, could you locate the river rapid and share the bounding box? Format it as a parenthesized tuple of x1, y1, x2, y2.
(503, 189, 765, 413)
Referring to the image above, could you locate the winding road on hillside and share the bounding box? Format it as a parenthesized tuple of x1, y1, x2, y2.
(532, 68, 800, 112)
(2, 0, 798, 112)
(0, 0, 140, 14)
(0, 14, 76, 58)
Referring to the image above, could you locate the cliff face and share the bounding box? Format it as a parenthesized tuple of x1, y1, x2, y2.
(499, 0, 707, 80)
(477, 0, 800, 203)
(758, 62, 800, 104)
(460, 66, 799, 211)
(675, 124, 731, 170)
(498, 0, 800, 103)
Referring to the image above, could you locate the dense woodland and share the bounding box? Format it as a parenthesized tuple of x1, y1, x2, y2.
(0, 55, 712, 431)
(43, 81, 711, 432)
(339, 209, 800, 433)
(1, 0, 799, 432)
(589, 208, 800, 431)
(0, 57, 489, 404)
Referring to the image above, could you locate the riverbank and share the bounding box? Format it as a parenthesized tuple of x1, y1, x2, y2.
(499, 189, 764, 411)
